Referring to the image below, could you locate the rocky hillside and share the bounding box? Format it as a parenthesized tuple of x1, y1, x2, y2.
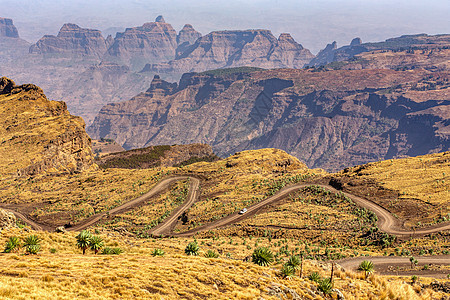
(29, 23, 108, 58)
(96, 143, 218, 169)
(0, 77, 96, 177)
(309, 34, 450, 69)
(144, 30, 314, 77)
(88, 67, 450, 171)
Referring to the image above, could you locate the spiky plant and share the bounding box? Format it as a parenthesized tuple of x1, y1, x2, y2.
(25, 244, 41, 255)
(286, 255, 301, 270)
(358, 260, 374, 279)
(89, 236, 104, 254)
(318, 278, 333, 295)
(4, 236, 21, 253)
(23, 235, 40, 247)
(204, 250, 219, 258)
(112, 248, 123, 255)
(152, 248, 165, 256)
(251, 247, 274, 266)
(76, 230, 92, 255)
(101, 247, 112, 255)
(280, 263, 295, 279)
(308, 272, 321, 283)
(185, 242, 200, 256)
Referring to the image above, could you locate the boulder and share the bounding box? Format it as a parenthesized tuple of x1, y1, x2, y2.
(0, 209, 16, 229)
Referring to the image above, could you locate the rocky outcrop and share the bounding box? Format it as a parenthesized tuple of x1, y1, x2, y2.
(29, 23, 108, 57)
(88, 68, 450, 171)
(176, 24, 202, 56)
(105, 16, 178, 70)
(0, 77, 96, 176)
(0, 18, 19, 38)
(0, 18, 30, 62)
(144, 29, 314, 76)
(0, 209, 16, 230)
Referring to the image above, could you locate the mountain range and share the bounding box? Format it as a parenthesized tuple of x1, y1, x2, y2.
(1, 16, 450, 170)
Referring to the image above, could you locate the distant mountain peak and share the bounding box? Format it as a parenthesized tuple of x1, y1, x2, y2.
(155, 15, 166, 23)
(350, 37, 362, 46)
(0, 17, 19, 38)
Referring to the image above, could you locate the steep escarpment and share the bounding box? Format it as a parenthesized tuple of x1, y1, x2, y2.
(0, 77, 96, 177)
(89, 68, 450, 171)
(143, 30, 314, 77)
(29, 23, 108, 58)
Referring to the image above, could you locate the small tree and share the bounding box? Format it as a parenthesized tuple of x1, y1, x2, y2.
(89, 236, 104, 254)
(76, 230, 92, 255)
(358, 260, 374, 279)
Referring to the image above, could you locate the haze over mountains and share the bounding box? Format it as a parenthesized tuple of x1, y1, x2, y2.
(1, 14, 450, 170)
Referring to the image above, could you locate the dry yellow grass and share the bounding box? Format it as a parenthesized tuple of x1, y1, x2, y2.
(0, 228, 448, 299)
(336, 152, 450, 226)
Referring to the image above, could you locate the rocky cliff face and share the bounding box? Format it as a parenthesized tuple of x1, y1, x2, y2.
(176, 24, 202, 57)
(88, 68, 450, 171)
(0, 77, 96, 176)
(105, 16, 178, 70)
(29, 23, 108, 57)
(0, 18, 30, 62)
(0, 18, 19, 38)
(144, 30, 314, 76)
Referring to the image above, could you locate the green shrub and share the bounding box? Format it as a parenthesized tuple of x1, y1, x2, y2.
(112, 248, 123, 255)
(26, 244, 41, 255)
(280, 263, 295, 279)
(308, 272, 321, 283)
(101, 247, 112, 255)
(4, 236, 21, 253)
(358, 260, 374, 279)
(318, 278, 333, 295)
(252, 247, 274, 266)
(185, 242, 200, 256)
(204, 250, 219, 258)
(286, 255, 301, 269)
(152, 249, 165, 256)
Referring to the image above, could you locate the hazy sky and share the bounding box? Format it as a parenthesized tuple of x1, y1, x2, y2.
(1, 0, 449, 53)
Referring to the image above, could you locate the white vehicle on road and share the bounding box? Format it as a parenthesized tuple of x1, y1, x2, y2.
(239, 208, 247, 214)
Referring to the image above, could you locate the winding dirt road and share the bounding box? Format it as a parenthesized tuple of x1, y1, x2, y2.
(337, 255, 450, 278)
(3, 177, 450, 237)
(3, 176, 449, 277)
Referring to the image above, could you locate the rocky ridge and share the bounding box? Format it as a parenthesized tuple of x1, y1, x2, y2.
(144, 29, 314, 76)
(29, 23, 108, 57)
(88, 67, 450, 171)
(309, 34, 450, 68)
(0, 77, 96, 176)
